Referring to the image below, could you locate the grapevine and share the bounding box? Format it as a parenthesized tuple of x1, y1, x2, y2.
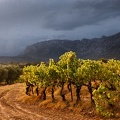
(20, 51, 120, 118)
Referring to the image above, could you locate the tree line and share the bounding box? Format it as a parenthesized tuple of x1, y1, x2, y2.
(0, 64, 22, 84)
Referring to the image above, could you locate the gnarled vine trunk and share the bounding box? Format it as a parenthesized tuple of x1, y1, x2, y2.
(87, 81, 94, 105)
(67, 82, 73, 101)
(60, 82, 66, 101)
(76, 85, 82, 102)
(42, 87, 47, 100)
(51, 85, 55, 102)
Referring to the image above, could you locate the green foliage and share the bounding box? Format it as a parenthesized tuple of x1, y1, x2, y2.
(0, 67, 8, 83)
(20, 51, 120, 118)
(93, 84, 115, 117)
(93, 59, 120, 117)
(36, 62, 50, 87)
(48, 59, 59, 85)
(0, 64, 22, 84)
(57, 51, 78, 83)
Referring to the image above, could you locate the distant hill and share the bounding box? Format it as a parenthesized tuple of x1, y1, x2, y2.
(0, 32, 120, 63)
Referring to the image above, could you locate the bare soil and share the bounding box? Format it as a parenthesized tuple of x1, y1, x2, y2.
(0, 83, 119, 120)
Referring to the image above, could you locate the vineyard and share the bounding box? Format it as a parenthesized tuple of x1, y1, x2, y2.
(20, 51, 120, 118)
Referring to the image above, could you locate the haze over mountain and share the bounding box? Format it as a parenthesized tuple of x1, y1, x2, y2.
(0, 0, 120, 56)
(0, 32, 120, 63)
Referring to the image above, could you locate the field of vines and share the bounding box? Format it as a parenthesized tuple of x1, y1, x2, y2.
(20, 51, 120, 118)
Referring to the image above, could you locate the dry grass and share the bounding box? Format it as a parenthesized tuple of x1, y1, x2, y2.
(20, 84, 120, 119)
(21, 84, 92, 111)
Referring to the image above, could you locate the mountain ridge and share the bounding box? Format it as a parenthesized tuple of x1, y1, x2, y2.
(0, 32, 120, 63)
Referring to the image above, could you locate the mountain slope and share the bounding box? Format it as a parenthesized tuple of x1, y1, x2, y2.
(0, 32, 120, 63)
(19, 32, 120, 62)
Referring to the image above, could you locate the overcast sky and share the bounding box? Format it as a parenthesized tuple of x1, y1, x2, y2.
(0, 0, 120, 56)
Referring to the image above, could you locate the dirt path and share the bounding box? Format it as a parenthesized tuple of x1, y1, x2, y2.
(0, 83, 117, 120)
(0, 83, 88, 120)
(0, 84, 48, 120)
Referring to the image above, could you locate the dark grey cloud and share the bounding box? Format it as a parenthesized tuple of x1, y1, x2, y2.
(44, 0, 120, 30)
(1, 0, 120, 30)
(0, 0, 120, 55)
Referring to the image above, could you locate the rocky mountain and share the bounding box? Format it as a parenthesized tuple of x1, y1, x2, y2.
(0, 32, 120, 63)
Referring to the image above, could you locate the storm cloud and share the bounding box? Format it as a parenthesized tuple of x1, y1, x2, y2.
(0, 0, 120, 55)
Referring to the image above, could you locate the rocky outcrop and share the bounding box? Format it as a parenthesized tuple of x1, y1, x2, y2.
(0, 32, 120, 63)
(19, 32, 120, 61)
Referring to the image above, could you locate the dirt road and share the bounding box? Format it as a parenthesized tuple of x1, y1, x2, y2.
(0, 83, 88, 120)
(1, 83, 118, 120)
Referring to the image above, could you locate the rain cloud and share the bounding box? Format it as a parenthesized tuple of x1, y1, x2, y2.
(0, 0, 120, 55)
